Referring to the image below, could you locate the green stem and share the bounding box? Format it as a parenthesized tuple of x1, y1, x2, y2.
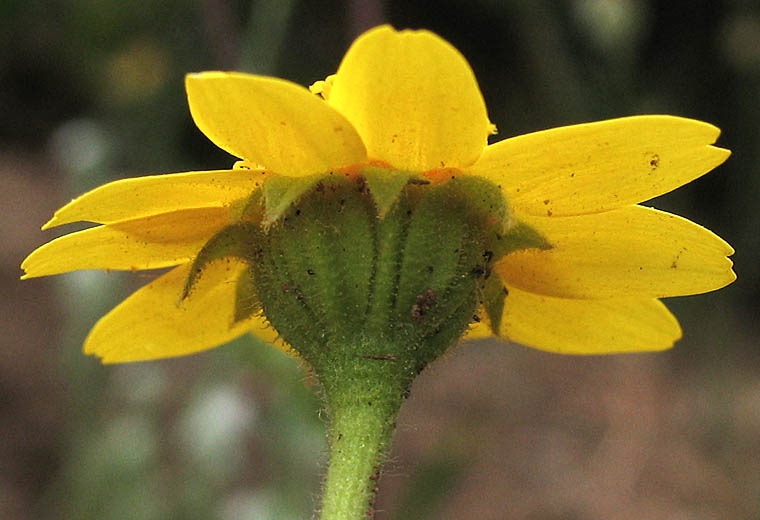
(319, 363, 407, 520)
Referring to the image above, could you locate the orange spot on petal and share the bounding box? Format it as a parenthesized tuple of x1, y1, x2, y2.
(422, 168, 460, 185)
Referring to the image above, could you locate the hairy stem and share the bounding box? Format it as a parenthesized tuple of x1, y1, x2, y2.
(318, 359, 407, 520)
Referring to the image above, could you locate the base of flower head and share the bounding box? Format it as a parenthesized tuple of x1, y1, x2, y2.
(251, 173, 497, 372)
(182, 169, 548, 377)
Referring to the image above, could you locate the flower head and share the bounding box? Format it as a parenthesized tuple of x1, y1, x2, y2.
(22, 25, 735, 363)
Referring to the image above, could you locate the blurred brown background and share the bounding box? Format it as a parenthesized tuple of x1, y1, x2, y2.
(2, 1, 758, 518)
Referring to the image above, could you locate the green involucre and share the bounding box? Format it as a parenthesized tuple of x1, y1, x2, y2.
(185, 170, 549, 372)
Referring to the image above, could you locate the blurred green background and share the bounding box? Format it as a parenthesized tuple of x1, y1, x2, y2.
(3, 1, 758, 518)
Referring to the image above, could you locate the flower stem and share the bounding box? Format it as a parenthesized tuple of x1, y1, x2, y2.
(318, 361, 407, 520)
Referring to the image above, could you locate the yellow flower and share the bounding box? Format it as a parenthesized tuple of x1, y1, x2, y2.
(22, 25, 735, 362)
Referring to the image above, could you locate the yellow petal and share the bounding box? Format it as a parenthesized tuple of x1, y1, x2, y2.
(43, 169, 267, 229)
(499, 286, 682, 354)
(85, 260, 282, 363)
(496, 205, 735, 299)
(462, 318, 493, 340)
(328, 25, 491, 171)
(185, 72, 367, 175)
(22, 207, 232, 279)
(469, 116, 730, 216)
